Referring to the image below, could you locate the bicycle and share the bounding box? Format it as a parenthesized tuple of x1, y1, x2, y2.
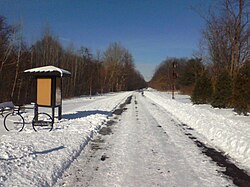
(4, 106, 25, 132)
(4, 106, 54, 132)
(32, 112, 53, 132)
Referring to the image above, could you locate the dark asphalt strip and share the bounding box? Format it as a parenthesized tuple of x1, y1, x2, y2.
(180, 123, 250, 187)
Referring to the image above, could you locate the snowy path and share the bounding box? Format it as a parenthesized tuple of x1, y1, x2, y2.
(56, 93, 233, 187)
(0, 92, 132, 186)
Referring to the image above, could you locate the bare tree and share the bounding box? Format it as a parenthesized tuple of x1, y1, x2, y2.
(103, 42, 126, 91)
(11, 24, 23, 100)
(0, 16, 15, 75)
(199, 0, 249, 78)
(32, 30, 62, 67)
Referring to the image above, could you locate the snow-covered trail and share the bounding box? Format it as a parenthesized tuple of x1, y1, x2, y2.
(145, 91, 250, 172)
(0, 92, 132, 186)
(56, 93, 233, 187)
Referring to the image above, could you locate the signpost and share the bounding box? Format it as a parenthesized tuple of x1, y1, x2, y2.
(24, 66, 71, 125)
(172, 61, 177, 99)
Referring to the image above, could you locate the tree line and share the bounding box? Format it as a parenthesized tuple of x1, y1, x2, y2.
(150, 0, 249, 115)
(0, 16, 146, 104)
(149, 58, 204, 94)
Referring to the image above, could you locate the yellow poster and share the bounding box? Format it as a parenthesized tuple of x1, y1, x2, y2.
(37, 78, 51, 106)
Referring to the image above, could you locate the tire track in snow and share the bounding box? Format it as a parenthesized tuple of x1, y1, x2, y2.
(145, 95, 250, 187)
(55, 93, 234, 187)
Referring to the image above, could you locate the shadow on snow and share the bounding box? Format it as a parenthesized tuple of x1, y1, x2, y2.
(31, 146, 65, 155)
(63, 110, 112, 120)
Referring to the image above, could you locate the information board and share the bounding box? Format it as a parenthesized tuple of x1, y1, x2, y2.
(37, 78, 52, 106)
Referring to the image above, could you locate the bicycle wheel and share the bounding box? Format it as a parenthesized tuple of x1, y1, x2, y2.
(32, 113, 53, 132)
(4, 112, 25, 132)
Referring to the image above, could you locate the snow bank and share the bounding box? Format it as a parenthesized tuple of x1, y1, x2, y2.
(0, 92, 131, 186)
(145, 91, 250, 171)
(0, 115, 105, 186)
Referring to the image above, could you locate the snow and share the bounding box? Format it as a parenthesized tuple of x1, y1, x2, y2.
(0, 92, 131, 186)
(24, 66, 71, 77)
(145, 89, 250, 172)
(55, 92, 233, 187)
(0, 89, 249, 186)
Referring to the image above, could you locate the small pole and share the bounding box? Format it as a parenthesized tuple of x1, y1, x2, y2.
(58, 105, 62, 120)
(172, 61, 177, 99)
(172, 84, 175, 99)
(52, 106, 55, 124)
(34, 103, 38, 121)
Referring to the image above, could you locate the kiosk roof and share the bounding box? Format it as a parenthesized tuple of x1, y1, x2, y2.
(24, 66, 71, 77)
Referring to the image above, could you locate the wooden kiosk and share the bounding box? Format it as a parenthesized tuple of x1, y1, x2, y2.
(24, 66, 71, 129)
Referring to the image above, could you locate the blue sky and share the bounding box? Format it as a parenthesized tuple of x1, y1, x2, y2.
(0, 0, 213, 81)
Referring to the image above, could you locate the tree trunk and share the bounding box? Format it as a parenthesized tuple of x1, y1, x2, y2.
(11, 40, 21, 100)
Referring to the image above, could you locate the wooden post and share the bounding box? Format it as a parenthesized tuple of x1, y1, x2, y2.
(172, 61, 175, 99)
(58, 105, 62, 120)
(52, 106, 55, 124)
(172, 61, 177, 99)
(34, 103, 38, 121)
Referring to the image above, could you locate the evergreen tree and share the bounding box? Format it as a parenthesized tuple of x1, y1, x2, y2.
(211, 71, 232, 108)
(232, 62, 250, 115)
(191, 72, 212, 104)
(178, 58, 204, 87)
